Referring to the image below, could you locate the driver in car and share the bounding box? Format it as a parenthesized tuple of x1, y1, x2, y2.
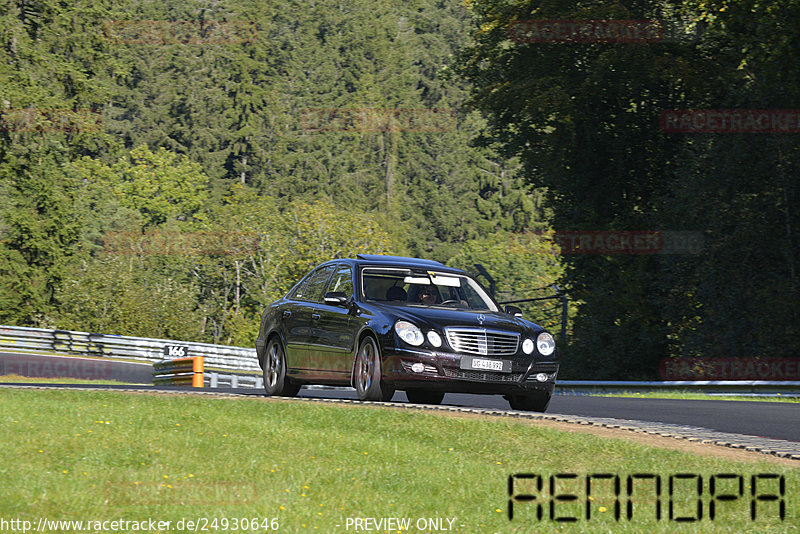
(417, 285, 439, 305)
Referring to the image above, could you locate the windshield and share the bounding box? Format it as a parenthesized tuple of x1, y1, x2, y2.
(361, 268, 499, 311)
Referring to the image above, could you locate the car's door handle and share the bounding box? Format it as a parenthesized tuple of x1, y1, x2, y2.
(282, 310, 291, 319)
(311, 313, 321, 320)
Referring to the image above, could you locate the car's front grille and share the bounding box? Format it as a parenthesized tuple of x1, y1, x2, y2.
(443, 367, 523, 382)
(444, 328, 519, 356)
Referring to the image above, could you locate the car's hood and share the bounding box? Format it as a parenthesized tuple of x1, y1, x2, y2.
(368, 303, 544, 334)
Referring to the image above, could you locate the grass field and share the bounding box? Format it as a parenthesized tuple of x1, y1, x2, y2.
(3, 373, 799, 404)
(0, 388, 796, 533)
(0, 375, 140, 386)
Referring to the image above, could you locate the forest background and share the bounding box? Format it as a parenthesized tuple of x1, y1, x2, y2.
(1, 0, 797, 379)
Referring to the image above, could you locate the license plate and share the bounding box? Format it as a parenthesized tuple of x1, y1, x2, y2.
(460, 356, 511, 373)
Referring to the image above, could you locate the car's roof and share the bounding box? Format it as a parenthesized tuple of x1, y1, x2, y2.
(323, 254, 466, 274)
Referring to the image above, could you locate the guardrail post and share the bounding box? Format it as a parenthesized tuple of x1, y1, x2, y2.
(192, 356, 204, 387)
(560, 292, 568, 346)
(153, 356, 204, 387)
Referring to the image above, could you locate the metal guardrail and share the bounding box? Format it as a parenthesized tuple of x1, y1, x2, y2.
(0, 325, 259, 372)
(201, 374, 800, 397)
(206, 372, 263, 389)
(1, 325, 798, 395)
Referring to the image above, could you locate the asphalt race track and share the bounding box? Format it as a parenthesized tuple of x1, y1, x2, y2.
(297, 388, 800, 443)
(2, 351, 798, 448)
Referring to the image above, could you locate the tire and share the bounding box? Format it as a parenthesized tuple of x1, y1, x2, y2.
(354, 336, 394, 402)
(262, 337, 300, 397)
(507, 391, 551, 412)
(405, 389, 445, 405)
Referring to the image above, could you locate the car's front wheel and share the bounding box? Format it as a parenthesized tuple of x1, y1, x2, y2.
(263, 338, 300, 397)
(405, 390, 445, 405)
(507, 391, 551, 412)
(354, 336, 394, 402)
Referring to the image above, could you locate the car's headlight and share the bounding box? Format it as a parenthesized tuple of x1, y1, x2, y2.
(522, 338, 534, 354)
(395, 320, 424, 346)
(426, 330, 443, 348)
(536, 332, 556, 356)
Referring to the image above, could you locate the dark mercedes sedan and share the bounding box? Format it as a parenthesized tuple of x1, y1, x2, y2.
(255, 255, 559, 411)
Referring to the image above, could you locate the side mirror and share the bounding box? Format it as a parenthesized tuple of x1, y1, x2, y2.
(504, 304, 523, 318)
(324, 291, 348, 306)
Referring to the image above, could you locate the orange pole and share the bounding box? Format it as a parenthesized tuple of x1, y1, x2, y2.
(192, 356, 204, 387)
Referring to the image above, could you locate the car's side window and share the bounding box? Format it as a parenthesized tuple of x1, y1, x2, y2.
(287, 272, 312, 300)
(361, 269, 407, 301)
(326, 265, 354, 299)
(298, 265, 335, 302)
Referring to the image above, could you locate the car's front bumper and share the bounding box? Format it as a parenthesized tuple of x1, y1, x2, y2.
(381, 345, 558, 395)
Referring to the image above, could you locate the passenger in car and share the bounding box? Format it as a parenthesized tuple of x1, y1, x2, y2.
(386, 286, 408, 301)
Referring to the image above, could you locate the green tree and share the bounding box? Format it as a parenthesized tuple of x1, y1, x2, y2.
(654, 0, 800, 359)
(0, 143, 82, 326)
(458, 0, 800, 376)
(0, 0, 117, 325)
(191, 191, 397, 346)
(57, 255, 201, 340)
(282, 199, 395, 282)
(73, 145, 209, 227)
(1, 0, 553, 347)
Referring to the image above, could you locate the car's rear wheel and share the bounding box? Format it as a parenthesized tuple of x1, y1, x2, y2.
(507, 391, 551, 412)
(405, 390, 445, 405)
(354, 336, 394, 402)
(263, 338, 300, 397)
